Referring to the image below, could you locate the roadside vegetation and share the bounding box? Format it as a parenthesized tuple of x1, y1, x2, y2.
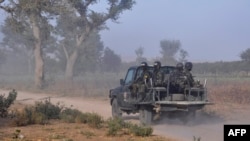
(0, 92, 159, 140)
(0, 89, 17, 117)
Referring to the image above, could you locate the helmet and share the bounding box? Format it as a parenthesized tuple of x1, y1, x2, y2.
(154, 61, 161, 70)
(185, 62, 193, 71)
(176, 62, 184, 71)
(140, 62, 148, 67)
(140, 62, 148, 71)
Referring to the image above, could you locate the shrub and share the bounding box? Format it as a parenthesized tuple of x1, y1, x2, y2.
(106, 118, 124, 136)
(106, 117, 153, 137)
(60, 109, 103, 128)
(84, 112, 103, 128)
(12, 106, 48, 126)
(34, 98, 62, 119)
(128, 124, 153, 137)
(0, 89, 17, 117)
(12, 98, 63, 126)
(60, 108, 85, 123)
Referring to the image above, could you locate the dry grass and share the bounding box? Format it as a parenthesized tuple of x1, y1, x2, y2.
(0, 102, 175, 141)
(0, 119, 174, 141)
(0, 72, 124, 97)
(204, 81, 250, 119)
(1, 73, 250, 140)
(1, 73, 250, 120)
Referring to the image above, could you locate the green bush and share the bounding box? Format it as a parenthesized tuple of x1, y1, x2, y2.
(34, 99, 62, 119)
(12, 99, 63, 126)
(0, 89, 17, 117)
(11, 98, 153, 138)
(60, 109, 103, 128)
(106, 117, 153, 137)
(128, 124, 153, 137)
(84, 112, 103, 128)
(106, 118, 124, 136)
(60, 108, 86, 123)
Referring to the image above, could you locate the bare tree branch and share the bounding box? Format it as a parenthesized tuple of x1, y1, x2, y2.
(62, 44, 69, 60)
(0, 5, 14, 13)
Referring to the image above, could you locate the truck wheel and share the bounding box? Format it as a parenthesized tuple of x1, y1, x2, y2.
(139, 107, 152, 125)
(112, 98, 122, 118)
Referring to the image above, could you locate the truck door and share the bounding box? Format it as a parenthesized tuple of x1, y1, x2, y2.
(117, 68, 136, 108)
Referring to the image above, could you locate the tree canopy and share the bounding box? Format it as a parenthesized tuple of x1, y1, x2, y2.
(0, 0, 136, 88)
(101, 47, 121, 72)
(160, 39, 181, 65)
(240, 48, 250, 61)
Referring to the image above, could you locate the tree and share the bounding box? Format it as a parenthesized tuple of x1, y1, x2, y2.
(160, 39, 181, 65)
(0, 0, 63, 89)
(1, 17, 35, 74)
(0, 48, 6, 69)
(135, 46, 143, 58)
(135, 46, 147, 64)
(74, 31, 104, 75)
(57, 0, 135, 80)
(101, 47, 121, 72)
(240, 48, 250, 61)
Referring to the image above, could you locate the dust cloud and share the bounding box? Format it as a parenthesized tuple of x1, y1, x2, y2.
(152, 111, 250, 141)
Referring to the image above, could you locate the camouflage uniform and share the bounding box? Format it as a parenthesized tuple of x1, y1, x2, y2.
(169, 63, 187, 93)
(153, 70, 164, 87)
(184, 69, 194, 87)
(184, 62, 195, 87)
(153, 61, 164, 87)
(131, 62, 152, 100)
(137, 69, 152, 93)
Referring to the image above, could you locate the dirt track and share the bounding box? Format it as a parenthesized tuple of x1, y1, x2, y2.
(2, 89, 250, 141)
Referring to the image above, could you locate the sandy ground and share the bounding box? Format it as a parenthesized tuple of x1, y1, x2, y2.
(1, 89, 250, 141)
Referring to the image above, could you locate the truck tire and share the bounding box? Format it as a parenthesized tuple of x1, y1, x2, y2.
(112, 98, 122, 118)
(139, 107, 152, 125)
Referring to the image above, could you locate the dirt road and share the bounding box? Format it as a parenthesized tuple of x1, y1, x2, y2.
(2, 89, 250, 141)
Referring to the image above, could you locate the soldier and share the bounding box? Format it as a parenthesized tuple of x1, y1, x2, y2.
(171, 62, 184, 77)
(137, 62, 152, 88)
(169, 62, 186, 93)
(131, 62, 152, 101)
(184, 62, 195, 87)
(153, 61, 164, 87)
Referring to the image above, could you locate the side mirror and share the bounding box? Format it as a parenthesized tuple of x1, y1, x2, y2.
(120, 79, 125, 85)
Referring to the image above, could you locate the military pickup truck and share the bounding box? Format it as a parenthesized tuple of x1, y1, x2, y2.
(109, 64, 212, 125)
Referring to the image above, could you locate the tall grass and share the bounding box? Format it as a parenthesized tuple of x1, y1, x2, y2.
(1, 72, 250, 104)
(203, 80, 250, 119)
(1, 71, 250, 121)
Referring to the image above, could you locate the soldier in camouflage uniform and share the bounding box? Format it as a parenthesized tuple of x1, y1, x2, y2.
(169, 62, 186, 93)
(130, 62, 152, 100)
(184, 62, 195, 87)
(153, 61, 164, 87)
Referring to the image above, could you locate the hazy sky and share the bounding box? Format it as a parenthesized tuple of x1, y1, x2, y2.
(0, 0, 249, 63)
(100, 0, 250, 62)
